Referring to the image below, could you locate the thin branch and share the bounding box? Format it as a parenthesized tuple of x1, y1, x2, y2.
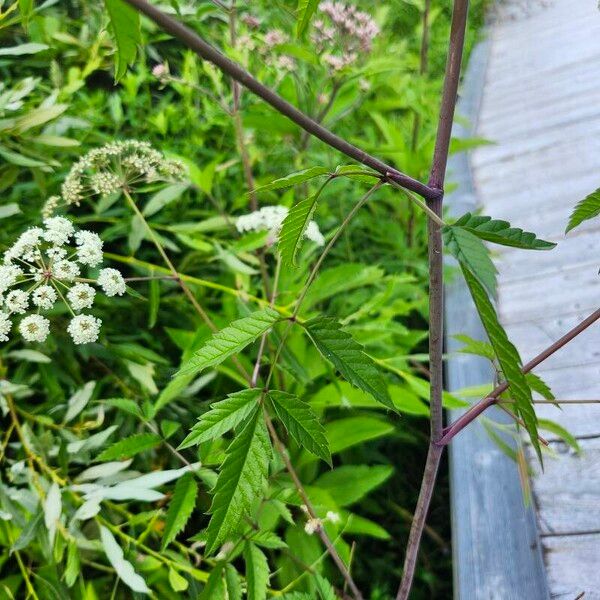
(396, 2, 470, 599)
(438, 307, 600, 445)
(123, 0, 438, 201)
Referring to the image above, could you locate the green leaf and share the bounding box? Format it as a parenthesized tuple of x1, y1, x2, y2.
(565, 187, 600, 233)
(178, 389, 261, 449)
(162, 472, 198, 549)
(314, 574, 337, 600)
(305, 317, 393, 410)
(205, 411, 272, 553)
(525, 372, 555, 401)
(0, 145, 47, 167)
(461, 265, 541, 461)
(453, 333, 495, 361)
(325, 416, 394, 454)
(452, 213, 556, 250)
(268, 391, 331, 465)
(176, 308, 280, 377)
(96, 433, 161, 462)
(278, 194, 319, 266)
(443, 225, 497, 298)
(314, 465, 393, 506)
(296, 0, 320, 37)
(104, 0, 141, 81)
(143, 182, 189, 217)
(225, 565, 243, 600)
(537, 419, 581, 454)
(199, 564, 226, 599)
(100, 526, 151, 594)
(148, 277, 160, 329)
(252, 167, 329, 194)
(244, 542, 270, 600)
(248, 530, 288, 550)
(168, 568, 189, 592)
(0, 43, 48, 56)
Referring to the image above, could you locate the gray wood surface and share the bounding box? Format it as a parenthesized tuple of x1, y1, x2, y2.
(470, 0, 600, 597)
(445, 37, 549, 600)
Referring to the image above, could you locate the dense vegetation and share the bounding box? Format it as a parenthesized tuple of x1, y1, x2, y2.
(0, 1, 503, 598)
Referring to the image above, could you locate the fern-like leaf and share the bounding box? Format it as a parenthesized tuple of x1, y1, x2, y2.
(305, 317, 393, 410)
(443, 225, 497, 298)
(268, 391, 331, 465)
(244, 542, 270, 600)
(176, 308, 280, 377)
(565, 187, 600, 233)
(452, 213, 556, 250)
(205, 411, 272, 553)
(178, 389, 261, 449)
(461, 265, 541, 462)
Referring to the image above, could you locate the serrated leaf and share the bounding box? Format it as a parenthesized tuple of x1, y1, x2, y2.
(199, 564, 226, 599)
(305, 317, 393, 410)
(252, 167, 329, 194)
(179, 389, 261, 449)
(314, 573, 337, 600)
(278, 194, 319, 266)
(565, 187, 600, 233)
(525, 372, 555, 401)
(162, 473, 198, 550)
(100, 526, 150, 594)
(96, 433, 161, 462)
(225, 564, 243, 600)
(268, 391, 331, 465)
(296, 0, 320, 37)
(205, 411, 272, 553)
(453, 213, 556, 249)
(176, 308, 280, 377)
(453, 333, 495, 360)
(104, 0, 141, 81)
(244, 542, 270, 600)
(248, 530, 288, 549)
(461, 265, 541, 462)
(443, 225, 497, 298)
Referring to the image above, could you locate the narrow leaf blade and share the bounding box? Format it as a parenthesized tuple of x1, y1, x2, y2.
(162, 472, 198, 549)
(565, 187, 600, 233)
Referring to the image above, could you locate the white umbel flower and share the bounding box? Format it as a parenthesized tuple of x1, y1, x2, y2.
(0, 265, 23, 293)
(32, 285, 57, 310)
(67, 315, 101, 344)
(53, 260, 80, 282)
(67, 283, 95, 310)
(235, 204, 325, 247)
(20, 315, 50, 342)
(0, 313, 11, 342)
(75, 230, 103, 267)
(97, 268, 126, 297)
(43, 216, 74, 246)
(4, 290, 29, 314)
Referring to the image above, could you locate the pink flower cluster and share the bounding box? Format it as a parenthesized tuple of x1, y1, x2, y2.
(312, 2, 379, 71)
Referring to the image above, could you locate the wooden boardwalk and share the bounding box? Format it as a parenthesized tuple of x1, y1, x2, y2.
(471, 0, 600, 597)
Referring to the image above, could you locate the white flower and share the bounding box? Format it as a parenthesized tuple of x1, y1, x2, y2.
(67, 283, 95, 310)
(67, 314, 101, 344)
(53, 260, 80, 282)
(4, 227, 43, 263)
(0, 265, 23, 293)
(235, 205, 325, 247)
(304, 517, 322, 535)
(97, 268, 126, 297)
(4, 290, 29, 314)
(326, 511, 340, 524)
(20, 315, 50, 343)
(43, 216, 74, 246)
(0, 313, 11, 342)
(41, 195, 61, 219)
(75, 230, 103, 267)
(32, 285, 57, 310)
(46, 246, 67, 261)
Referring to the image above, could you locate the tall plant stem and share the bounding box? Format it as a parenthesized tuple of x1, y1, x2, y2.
(264, 413, 364, 600)
(396, 2, 469, 598)
(123, 0, 439, 201)
(438, 306, 600, 445)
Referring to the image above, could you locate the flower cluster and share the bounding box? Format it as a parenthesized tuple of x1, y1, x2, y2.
(57, 140, 187, 210)
(257, 30, 297, 72)
(0, 217, 126, 344)
(235, 205, 325, 247)
(300, 505, 341, 535)
(312, 1, 379, 71)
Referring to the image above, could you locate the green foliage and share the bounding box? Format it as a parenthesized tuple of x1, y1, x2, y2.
(461, 266, 542, 462)
(244, 542, 270, 600)
(179, 388, 261, 448)
(279, 193, 321, 266)
(452, 212, 556, 250)
(268, 390, 331, 465)
(162, 472, 198, 549)
(205, 410, 272, 553)
(443, 225, 497, 298)
(565, 187, 600, 232)
(96, 433, 162, 461)
(177, 308, 281, 377)
(296, 0, 320, 37)
(305, 316, 394, 409)
(104, 0, 141, 81)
